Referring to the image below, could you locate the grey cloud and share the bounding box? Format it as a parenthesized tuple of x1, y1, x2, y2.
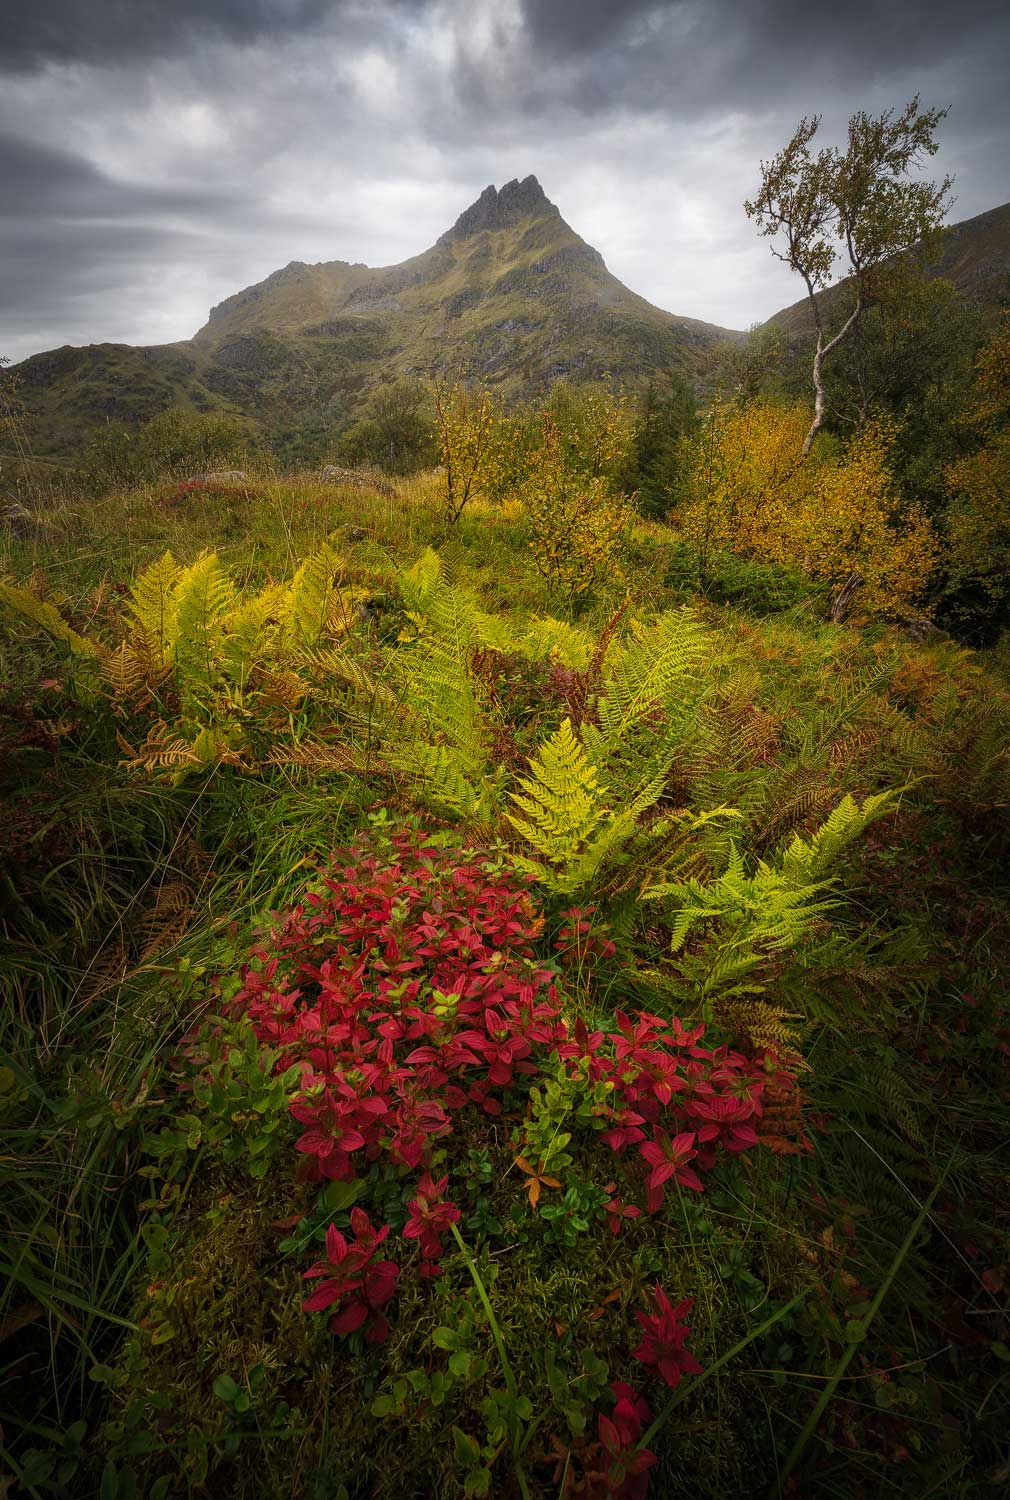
(507, 1, 1010, 122)
(0, 134, 247, 219)
(0, 1, 349, 71)
(518, 0, 663, 52)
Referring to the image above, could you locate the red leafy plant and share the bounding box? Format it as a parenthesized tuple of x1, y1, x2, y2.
(632, 1284, 703, 1389)
(596, 1381, 656, 1500)
(403, 1171, 461, 1277)
(553, 1382, 656, 1500)
(302, 1207, 399, 1343)
(224, 829, 801, 1337)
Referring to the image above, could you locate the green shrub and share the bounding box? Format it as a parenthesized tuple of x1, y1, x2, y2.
(77, 406, 257, 493)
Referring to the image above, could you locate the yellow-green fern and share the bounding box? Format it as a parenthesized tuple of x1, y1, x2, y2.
(507, 718, 605, 865)
(128, 551, 182, 664)
(0, 580, 99, 660)
(285, 543, 343, 649)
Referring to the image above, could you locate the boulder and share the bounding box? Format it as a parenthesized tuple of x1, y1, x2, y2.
(188, 469, 248, 484)
(319, 465, 395, 498)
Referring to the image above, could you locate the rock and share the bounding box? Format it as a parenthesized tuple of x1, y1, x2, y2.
(436, 176, 559, 244)
(319, 465, 395, 498)
(2, 499, 52, 537)
(900, 616, 946, 644)
(188, 469, 248, 484)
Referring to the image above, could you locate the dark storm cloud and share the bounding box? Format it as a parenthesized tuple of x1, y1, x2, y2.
(518, 0, 662, 53)
(0, 134, 245, 220)
(509, 0, 1010, 120)
(1, 0, 1008, 360)
(0, 1, 351, 71)
(518, 0, 1008, 84)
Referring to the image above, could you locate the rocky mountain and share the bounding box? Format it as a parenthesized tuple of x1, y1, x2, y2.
(765, 199, 1010, 338)
(12, 176, 740, 461)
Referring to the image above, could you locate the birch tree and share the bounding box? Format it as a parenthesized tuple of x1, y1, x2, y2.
(746, 98, 953, 455)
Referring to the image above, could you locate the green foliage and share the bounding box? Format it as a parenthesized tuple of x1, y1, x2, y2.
(144, 1019, 301, 1187)
(626, 373, 697, 518)
(4, 403, 1010, 1500)
(746, 97, 953, 452)
(335, 379, 437, 475)
(507, 717, 605, 871)
(518, 1056, 614, 1178)
(2, 542, 370, 776)
(643, 791, 897, 1010)
(0, 579, 100, 670)
(77, 405, 256, 493)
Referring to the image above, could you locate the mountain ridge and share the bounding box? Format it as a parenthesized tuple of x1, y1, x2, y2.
(13, 175, 740, 462)
(13, 182, 1009, 466)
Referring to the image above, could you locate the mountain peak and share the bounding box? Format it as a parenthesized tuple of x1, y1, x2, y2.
(437, 175, 558, 244)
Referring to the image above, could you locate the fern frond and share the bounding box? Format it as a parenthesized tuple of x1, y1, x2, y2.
(120, 720, 199, 772)
(520, 615, 593, 670)
(779, 790, 898, 883)
(591, 608, 706, 747)
(285, 542, 343, 649)
(506, 718, 605, 863)
(128, 551, 181, 663)
(101, 638, 169, 706)
(751, 767, 838, 853)
(304, 645, 390, 702)
(325, 584, 370, 638)
(400, 741, 495, 819)
(398, 644, 488, 777)
(0, 580, 99, 659)
(713, 997, 804, 1050)
(249, 666, 309, 712)
(136, 880, 193, 960)
(120, 718, 248, 778)
(221, 584, 285, 675)
(586, 595, 631, 691)
(172, 553, 235, 704)
(399, 546, 443, 614)
(265, 739, 388, 777)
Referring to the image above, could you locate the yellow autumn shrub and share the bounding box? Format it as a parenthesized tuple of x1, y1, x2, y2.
(519, 414, 634, 599)
(675, 401, 937, 615)
(429, 374, 501, 523)
(944, 321, 1010, 611)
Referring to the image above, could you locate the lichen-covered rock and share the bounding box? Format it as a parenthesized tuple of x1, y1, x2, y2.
(319, 464, 394, 498)
(188, 468, 248, 483)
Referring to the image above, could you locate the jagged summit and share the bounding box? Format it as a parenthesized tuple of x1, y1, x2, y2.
(437, 176, 559, 244)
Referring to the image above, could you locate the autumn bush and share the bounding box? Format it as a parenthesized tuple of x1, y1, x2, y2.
(95, 826, 803, 1497)
(673, 400, 938, 616)
(940, 318, 1010, 638)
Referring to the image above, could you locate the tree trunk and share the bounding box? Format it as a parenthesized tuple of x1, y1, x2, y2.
(802, 337, 827, 456)
(829, 570, 864, 623)
(801, 290, 865, 457)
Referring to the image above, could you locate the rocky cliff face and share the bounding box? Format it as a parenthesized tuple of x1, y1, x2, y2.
(436, 176, 560, 243)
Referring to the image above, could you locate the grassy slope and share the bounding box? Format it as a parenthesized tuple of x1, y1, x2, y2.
(2, 475, 1009, 1498)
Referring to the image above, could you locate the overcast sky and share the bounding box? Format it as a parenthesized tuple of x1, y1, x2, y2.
(2, 0, 1008, 363)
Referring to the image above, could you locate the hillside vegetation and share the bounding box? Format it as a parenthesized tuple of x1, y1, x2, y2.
(2, 420, 1009, 1497)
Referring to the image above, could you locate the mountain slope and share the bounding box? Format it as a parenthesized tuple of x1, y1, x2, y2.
(765, 199, 1010, 338)
(12, 176, 740, 461)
